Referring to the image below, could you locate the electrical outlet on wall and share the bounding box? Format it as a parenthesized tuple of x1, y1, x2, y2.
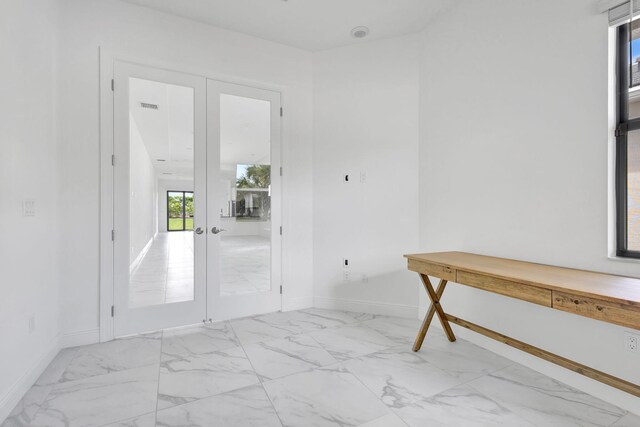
(625, 332, 639, 353)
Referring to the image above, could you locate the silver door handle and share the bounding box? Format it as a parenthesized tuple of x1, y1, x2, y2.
(211, 227, 226, 234)
(195, 227, 204, 235)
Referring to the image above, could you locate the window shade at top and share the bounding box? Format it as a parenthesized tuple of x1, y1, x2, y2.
(609, 0, 640, 26)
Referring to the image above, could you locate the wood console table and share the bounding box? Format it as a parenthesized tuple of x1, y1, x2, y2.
(404, 251, 640, 397)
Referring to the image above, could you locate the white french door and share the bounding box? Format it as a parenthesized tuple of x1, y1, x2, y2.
(111, 62, 282, 336)
(206, 80, 282, 320)
(113, 61, 207, 336)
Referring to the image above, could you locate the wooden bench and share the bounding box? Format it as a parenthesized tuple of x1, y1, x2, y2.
(404, 251, 640, 397)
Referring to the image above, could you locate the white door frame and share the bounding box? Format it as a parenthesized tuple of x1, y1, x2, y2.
(99, 48, 285, 342)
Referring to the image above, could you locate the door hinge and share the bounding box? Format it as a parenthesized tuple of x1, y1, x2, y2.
(111, 79, 114, 92)
(280, 285, 283, 294)
(111, 154, 115, 166)
(279, 166, 283, 177)
(280, 107, 283, 117)
(111, 305, 114, 317)
(279, 226, 282, 235)
(615, 124, 628, 137)
(111, 230, 115, 241)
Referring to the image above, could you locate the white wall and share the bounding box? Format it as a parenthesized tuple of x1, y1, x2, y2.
(0, 0, 61, 420)
(129, 118, 157, 264)
(56, 0, 314, 338)
(419, 0, 640, 412)
(312, 35, 421, 317)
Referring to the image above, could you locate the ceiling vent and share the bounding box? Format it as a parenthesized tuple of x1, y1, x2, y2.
(351, 26, 370, 39)
(140, 102, 159, 110)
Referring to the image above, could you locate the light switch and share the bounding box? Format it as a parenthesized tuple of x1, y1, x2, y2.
(23, 199, 35, 217)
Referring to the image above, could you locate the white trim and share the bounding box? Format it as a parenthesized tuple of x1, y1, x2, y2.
(59, 328, 101, 349)
(99, 47, 115, 343)
(129, 236, 154, 274)
(0, 335, 60, 422)
(314, 297, 419, 319)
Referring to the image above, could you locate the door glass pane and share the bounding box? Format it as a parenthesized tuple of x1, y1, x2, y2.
(629, 130, 640, 251)
(128, 77, 195, 307)
(629, 20, 640, 118)
(219, 94, 271, 296)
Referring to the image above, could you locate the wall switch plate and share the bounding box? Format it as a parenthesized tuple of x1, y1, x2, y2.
(624, 332, 639, 353)
(343, 258, 349, 268)
(343, 173, 350, 183)
(343, 270, 350, 282)
(23, 199, 35, 216)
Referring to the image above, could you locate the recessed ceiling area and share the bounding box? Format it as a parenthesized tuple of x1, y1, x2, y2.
(130, 79, 271, 180)
(119, 0, 453, 51)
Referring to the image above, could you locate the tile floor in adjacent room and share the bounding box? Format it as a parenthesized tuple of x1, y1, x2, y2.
(3, 309, 639, 427)
(129, 233, 270, 308)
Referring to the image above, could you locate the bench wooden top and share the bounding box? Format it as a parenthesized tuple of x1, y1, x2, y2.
(404, 252, 640, 308)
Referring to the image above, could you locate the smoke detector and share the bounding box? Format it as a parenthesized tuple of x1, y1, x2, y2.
(351, 26, 370, 39)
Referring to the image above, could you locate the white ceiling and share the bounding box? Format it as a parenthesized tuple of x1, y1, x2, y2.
(119, 0, 453, 51)
(130, 79, 271, 180)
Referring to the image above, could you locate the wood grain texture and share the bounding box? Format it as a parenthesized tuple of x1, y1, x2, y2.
(413, 279, 448, 351)
(446, 314, 640, 398)
(420, 274, 456, 342)
(456, 270, 552, 307)
(407, 258, 456, 281)
(405, 252, 640, 308)
(553, 291, 640, 330)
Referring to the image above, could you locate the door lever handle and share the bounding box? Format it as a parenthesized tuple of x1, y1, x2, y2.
(195, 227, 204, 235)
(211, 227, 226, 234)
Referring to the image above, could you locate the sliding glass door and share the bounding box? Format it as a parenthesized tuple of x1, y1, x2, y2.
(167, 191, 194, 231)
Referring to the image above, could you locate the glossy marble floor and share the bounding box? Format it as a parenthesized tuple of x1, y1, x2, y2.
(129, 233, 270, 307)
(3, 309, 639, 427)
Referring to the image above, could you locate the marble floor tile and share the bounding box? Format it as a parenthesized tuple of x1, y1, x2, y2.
(161, 322, 239, 359)
(102, 412, 156, 427)
(61, 333, 161, 382)
(230, 313, 305, 345)
(612, 412, 640, 426)
(1, 384, 53, 427)
(414, 332, 513, 382)
(4, 309, 634, 427)
(343, 347, 461, 407)
(243, 334, 337, 381)
(29, 364, 159, 427)
(158, 345, 259, 409)
(468, 364, 626, 427)
(393, 385, 535, 427)
(263, 365, 391, 427)
(156, 384, 282, 427)
(357, 413, 408, 427)
(309, 323, 397, 361)
(359, 316, 426, 345)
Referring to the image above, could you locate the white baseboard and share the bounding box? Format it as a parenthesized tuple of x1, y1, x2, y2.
(282, 295, 313, 312)
(59, 328, 100, 349)
(0, 335, 60, 423)
(426, 319, 640, 416)
(314, 297, 418, 319)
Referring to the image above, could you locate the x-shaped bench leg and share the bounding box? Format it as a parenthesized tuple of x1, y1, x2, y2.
(412, 275, 456, 351)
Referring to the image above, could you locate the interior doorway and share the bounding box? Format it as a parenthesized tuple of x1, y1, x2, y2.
(107, 59, 282, 337)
